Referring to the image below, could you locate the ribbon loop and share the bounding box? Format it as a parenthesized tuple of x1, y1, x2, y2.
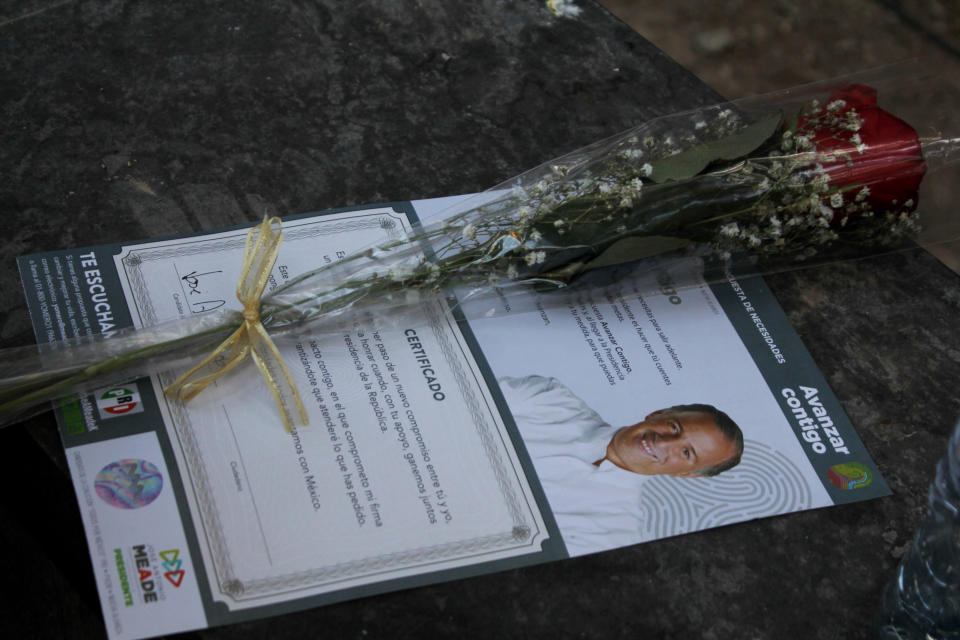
(164, 216, 309, 432)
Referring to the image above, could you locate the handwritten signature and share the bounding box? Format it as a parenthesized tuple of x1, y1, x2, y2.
(181, 270, 226, 312)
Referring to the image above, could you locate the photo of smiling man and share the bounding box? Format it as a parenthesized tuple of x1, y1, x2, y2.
(498, 374, 744, 557)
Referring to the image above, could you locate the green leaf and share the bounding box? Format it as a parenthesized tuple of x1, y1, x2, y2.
(534, 260, 588, 285)
(535, 235, 694, 284)
(649, 112, 783, 184)
(579, 235, 693, 272)
(782, 105, 803, 138)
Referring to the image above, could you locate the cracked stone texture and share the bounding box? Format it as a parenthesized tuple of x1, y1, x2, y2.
(1, 1, 959, 638)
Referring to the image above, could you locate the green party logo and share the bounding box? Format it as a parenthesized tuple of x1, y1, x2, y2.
(96, 383, 144, 419)
(827, 462, 873, 490)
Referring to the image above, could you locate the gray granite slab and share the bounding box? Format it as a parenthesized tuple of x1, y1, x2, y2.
(1, 1, 958, 638)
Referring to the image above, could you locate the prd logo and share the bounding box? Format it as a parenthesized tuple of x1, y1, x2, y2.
(159, 549, 185, 587)
(827, 462, 874, 490)
(96, 383, 144, 419)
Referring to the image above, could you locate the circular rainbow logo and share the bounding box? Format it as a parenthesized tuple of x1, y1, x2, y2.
(94, 459, 164, 509)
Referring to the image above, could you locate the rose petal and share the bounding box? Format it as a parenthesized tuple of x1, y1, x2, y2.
(801, 83, 926, 220)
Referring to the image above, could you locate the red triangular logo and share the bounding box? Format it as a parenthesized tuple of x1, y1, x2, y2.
(165, 570, 185, 587)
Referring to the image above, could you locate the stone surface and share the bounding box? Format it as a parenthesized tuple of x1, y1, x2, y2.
(0, 1, 958, 639)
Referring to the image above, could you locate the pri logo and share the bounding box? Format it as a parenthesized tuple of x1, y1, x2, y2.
(827, 462, 874, 490)
(96, 383, 144, 419)
(94, 459, 164, 509)
(159, 549, 185, 587)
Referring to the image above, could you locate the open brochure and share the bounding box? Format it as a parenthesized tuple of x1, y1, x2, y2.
(18, 197, 889, 639)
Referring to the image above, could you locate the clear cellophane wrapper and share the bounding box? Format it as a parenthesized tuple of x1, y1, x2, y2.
(4, 62, 960, 427)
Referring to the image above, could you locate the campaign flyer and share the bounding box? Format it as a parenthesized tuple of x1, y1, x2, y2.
(18, 197, 888, 638)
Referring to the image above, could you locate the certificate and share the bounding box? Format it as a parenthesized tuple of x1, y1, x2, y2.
(113, 207, 549, 609)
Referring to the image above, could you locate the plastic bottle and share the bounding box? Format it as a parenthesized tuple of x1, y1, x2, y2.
(879, 419, 960, 639)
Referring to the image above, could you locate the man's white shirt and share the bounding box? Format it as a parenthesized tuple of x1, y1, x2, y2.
(498, 375, 649, 556)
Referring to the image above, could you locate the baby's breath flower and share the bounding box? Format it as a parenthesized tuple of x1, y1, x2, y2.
(546, 0, 582, 18)
(811, 173, 830, 192)
(845, 110, 862, 131)
(462, 223, 477, 241)
(818, 203, 834, 222)
(827, 99, 846, 112)
(524, 250, 547, 266)
(389, 265, 415, 282)
(720, 222, 740, 237)
(830, 193, 844, 208)
(767, 217, 783, 238)
(641, 163, 653, 177)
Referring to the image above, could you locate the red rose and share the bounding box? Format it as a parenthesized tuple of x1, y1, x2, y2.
(800, 84, 926, 218)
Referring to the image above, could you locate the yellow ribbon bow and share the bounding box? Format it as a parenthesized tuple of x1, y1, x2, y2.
(164, 216, 309, 432)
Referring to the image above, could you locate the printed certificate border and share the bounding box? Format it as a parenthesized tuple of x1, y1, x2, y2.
(114, 208, 549, 608)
